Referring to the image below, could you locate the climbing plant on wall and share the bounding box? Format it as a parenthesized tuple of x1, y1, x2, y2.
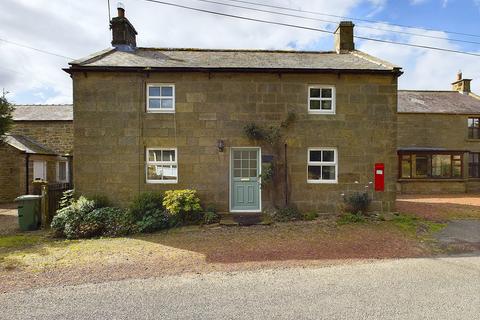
(243, 111, 296, 206)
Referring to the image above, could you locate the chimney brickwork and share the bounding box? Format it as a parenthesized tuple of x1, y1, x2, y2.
(334, 21, 355, 53)
(110, 6, 138, 51)
(452, 72, 472, 93)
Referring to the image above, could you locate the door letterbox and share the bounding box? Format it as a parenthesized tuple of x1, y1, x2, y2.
(374, 163, 385, 191)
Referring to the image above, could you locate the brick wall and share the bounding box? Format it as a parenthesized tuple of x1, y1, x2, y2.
(11, 121, 73, 154)
(73, 71, 398, 213)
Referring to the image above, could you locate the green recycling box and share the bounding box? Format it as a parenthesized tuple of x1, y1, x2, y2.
(14, 195, 42, 231)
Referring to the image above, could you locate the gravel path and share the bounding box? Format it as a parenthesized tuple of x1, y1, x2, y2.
(1, 256, 479, 320)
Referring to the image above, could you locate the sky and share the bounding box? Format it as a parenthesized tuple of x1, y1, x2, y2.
(1, 0, 480, 104)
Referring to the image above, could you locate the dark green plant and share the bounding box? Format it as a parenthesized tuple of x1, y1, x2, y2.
(0, 92, 14, 142)
(203, 211, 220, 225)
(79, 207, 134, 237)
(243, 123, 265, 140)
(337, 212, 366, 225)
(129, 192, 168, 233)
(264, 126, 281, 145)
(259, 163, 274, 187)
(273, 206, 302, 222)
(201, 204, 219, 225)
(343, 192, 371, 215)
(303, 211, 319, 221)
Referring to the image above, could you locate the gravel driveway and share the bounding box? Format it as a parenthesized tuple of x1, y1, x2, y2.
(1, 256, 479, 320)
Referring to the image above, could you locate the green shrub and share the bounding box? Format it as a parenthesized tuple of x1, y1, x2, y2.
(343, 192, 371, 215)
(202, 204, 220, 225)
(273, 206, 302, 222)
(203, 211, 220, 225)
(136, 209, 169, 233)
(88, 207, 134, 237)
(303, 211, 319, 221)
(337, 212, 366, 225)
(128, 192, 168, 233)
(51, 196, 97, 239)
(58, 189, 75, 210)
(163, 189, 202, 225)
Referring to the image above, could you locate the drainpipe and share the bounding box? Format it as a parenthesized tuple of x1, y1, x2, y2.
(25, 153, 30, 194)
(284, 143, 288, 206)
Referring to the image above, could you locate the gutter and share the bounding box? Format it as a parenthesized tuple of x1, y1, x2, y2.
(63, 66, 403, 77)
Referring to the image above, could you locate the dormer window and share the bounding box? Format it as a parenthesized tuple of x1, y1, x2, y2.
(147, 84, 175, 113)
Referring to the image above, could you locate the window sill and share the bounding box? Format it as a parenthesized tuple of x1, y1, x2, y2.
(146, 180, 178, 184)
(466, 139, 480, 142)
(308, 110, 336, 115)
(307, 180, 338, 184)
(146, 109, 176, 114)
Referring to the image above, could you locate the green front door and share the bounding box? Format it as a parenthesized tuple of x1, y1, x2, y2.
(231, 148, 261, 212)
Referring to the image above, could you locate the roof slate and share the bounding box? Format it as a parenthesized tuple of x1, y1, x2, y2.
(13, 104, 73, 121)
(4, 134, 57, 155)
(69, 48, 400, 72)
(398, 91, 480, 114)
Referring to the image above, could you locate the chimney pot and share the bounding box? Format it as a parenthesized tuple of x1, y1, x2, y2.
(334, 21, 355, 53)
(117, 7, 125, 18)
(457, 71, 462, 81)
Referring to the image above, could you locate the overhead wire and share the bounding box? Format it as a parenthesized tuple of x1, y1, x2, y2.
(188, 0, 480, 45)
(0, 38, 73, 59)
(139, 0, 480, 57)
(220, 0, 480, 38)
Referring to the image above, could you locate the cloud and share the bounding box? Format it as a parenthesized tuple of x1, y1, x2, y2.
(355, 24, 480, 92)
(409, 0, 428, 5)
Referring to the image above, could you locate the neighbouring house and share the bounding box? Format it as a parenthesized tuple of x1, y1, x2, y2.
(65, 7, 402, 213)
(397, 73, 480, 194)
(0, 104, 73, 203)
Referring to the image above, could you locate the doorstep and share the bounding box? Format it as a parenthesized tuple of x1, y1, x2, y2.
(219, 212, 262, 226)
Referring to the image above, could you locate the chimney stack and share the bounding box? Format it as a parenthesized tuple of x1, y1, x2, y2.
(110, 2, 137, 52)
(452, 71, 471, 93)
(334, 21, 355, 53)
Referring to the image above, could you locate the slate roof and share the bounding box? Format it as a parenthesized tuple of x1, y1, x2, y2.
(67, 48, 401, 73)
(13, 104, 73, 121)
(398, 91, 480, 114)
(4, 134, 57, 155)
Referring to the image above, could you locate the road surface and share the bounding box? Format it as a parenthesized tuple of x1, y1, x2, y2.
(1, 256, 479, 319)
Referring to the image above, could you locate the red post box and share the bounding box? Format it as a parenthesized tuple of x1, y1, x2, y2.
(374, 163, 385, 191)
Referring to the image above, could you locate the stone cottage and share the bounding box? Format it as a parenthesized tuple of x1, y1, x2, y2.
(397, 73, 480, 194)
(65, 7, 402, 213)
(0, 104, 73, 203)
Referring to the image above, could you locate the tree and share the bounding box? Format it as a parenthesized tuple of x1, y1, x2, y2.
(0, 90, 14, 142)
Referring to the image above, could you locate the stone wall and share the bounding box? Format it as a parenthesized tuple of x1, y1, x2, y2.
(0, 143, 67, 203)
(73, 71, 398, 213)
(0, 144, 24, 203)
(11, 121, 73, 154)
(397, 113, 480, 194)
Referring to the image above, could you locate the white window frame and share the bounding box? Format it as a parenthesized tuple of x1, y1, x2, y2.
(146, 83, 175, 113)
(307, 148, 338, 184)
(146, 148, 178, 184)
(56, 160, 69, 183)
(33, 160, 47, 181)
(308, 85, 336, 114)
